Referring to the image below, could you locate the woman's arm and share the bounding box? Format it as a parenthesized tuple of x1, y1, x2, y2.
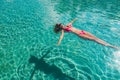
(69, 18, 78, 24)
(57, 30, 64, 45)
(66, 18, 78, 27)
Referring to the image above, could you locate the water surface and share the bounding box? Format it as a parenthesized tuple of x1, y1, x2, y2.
(0, 0, 120, 80)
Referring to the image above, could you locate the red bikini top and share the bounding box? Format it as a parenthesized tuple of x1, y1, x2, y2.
(64, 23, 72, 32)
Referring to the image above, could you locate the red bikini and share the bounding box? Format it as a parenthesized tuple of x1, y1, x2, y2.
(64, 23, 72, 32)
(64, 23, 86, 35)
(80, 30, 86, 34)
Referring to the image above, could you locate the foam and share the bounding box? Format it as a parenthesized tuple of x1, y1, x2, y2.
(109, 51, 120, 72)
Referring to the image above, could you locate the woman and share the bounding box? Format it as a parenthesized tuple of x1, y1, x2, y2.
(54, 18, 118, 49)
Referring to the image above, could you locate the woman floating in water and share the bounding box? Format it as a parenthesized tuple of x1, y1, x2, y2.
(54, 18, 118, 49)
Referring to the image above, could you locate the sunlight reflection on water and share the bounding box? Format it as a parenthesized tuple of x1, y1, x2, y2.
(108, 50, 120, 73)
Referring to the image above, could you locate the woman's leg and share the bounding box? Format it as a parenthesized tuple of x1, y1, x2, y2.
(76, 30, 118, 49)
(80, 32, 118, 49)
(94, 38, 119, 49)
(94, 38, 111, 46)
(83, 32, 110, 46)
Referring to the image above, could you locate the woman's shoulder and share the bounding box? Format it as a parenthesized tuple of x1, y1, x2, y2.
(66, 23, 72, 27)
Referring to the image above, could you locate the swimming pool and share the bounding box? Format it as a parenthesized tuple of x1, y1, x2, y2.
(0, 0, 120, 80)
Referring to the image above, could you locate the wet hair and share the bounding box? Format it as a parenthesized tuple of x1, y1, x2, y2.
(54, 23, 63, 33)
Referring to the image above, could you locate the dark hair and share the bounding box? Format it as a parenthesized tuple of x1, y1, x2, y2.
(54, 23, 63, 33)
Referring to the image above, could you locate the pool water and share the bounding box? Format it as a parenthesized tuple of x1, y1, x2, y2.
(0, 0, 120, 80)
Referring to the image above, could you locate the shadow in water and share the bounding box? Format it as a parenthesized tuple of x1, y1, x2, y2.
(29, 52, 75, 80)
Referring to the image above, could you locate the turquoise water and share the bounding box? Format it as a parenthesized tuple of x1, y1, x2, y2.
(0, 0, 120, 80)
